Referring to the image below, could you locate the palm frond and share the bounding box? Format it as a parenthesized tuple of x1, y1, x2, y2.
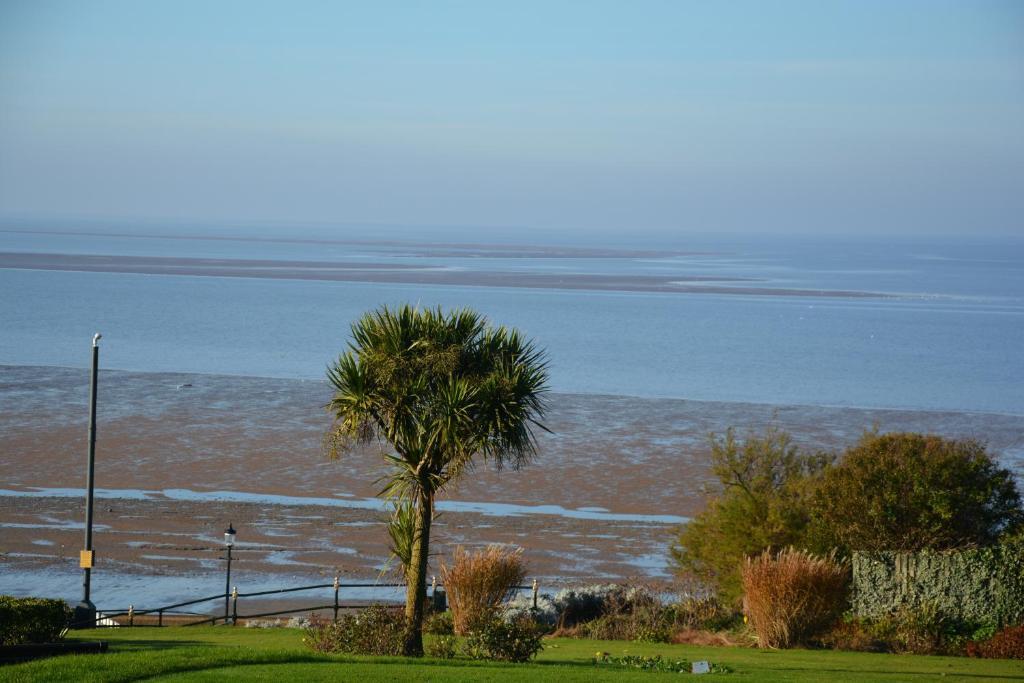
(326, 303, 550, 491)
(381, 499, 417, 578)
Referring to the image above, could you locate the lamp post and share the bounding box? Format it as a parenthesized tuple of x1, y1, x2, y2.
(223, 523, 236, 623)
(73, 332, 101, 628)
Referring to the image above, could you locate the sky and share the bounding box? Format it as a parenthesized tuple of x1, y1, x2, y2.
(0, 1, 1022, 239)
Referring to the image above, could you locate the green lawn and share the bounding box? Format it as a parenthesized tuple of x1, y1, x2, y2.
(2, 626, 1022, 682)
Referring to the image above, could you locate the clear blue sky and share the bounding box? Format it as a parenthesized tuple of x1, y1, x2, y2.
(1, 1, 1021, 238)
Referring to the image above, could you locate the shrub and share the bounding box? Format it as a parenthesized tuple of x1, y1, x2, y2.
(504, 592, 558, 627)
(670, 628, 748, 647)
(632, 622, 672, 644)
(463, 616, 544, 662)
(818, 617, 888, 653)
(967, 624, 1024, 660)
(425, 634, 458, 659)
(863, 604, 961, 655)
(851, 537, 1024, 628)
(742, 548, 849, 648)
(671, 427, 832, 603)
(577, 614, 617, 640)
(810, 433, 1023, 555)
(542, 584, 743, 643)
(508, 582, 677, 634)
(820, 609, 996, 656)
(302, 605, 405, 655)
(669, 596, 739, 632)
(552, 584, 624, 626)
(441, 545, 526, 636)
(0, 596, 71, 645)
(424, 609, 454, 635)
(623, 589, 672, 643)
(577, 587, 672, 643)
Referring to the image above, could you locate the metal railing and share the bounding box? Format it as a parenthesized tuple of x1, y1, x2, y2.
(67, 577, 540, 629)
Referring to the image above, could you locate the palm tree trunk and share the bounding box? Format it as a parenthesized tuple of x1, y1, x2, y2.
(402, 489, 432, 656)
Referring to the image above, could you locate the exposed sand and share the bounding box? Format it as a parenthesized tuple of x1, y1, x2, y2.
(1, 365, 1021, 608)
(0, 229, 712, 260)
(0, 251, 893, 298)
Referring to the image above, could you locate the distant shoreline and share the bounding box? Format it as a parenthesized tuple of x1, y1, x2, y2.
(0, 228, 718, 259)
(0, 251, 894, 298)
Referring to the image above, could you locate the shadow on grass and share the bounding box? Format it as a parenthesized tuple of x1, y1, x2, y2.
(766, 665, 1024, 681)
(97, 653, 326, 683)
(104, 639, 210, 651)
(129, 655, 578, 682)
(95, 653, 541, 683)
(65, 635, 212, 652)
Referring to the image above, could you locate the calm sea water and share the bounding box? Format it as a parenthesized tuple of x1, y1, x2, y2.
(1, 230, 1021, 414)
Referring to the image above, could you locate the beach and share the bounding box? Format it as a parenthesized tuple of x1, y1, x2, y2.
(2, 364, 1021, 608)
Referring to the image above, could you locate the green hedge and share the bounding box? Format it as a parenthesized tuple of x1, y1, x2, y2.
(0, 596, 72, 645)
(851, 539, 1024, 627)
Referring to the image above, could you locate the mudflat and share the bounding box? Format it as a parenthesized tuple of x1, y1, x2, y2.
(0, 251, 891, 297)
(1, 365, 1021, 605)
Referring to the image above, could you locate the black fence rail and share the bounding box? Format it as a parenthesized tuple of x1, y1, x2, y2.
(68, 577, 540, 629)
(68, 590, 228, 629)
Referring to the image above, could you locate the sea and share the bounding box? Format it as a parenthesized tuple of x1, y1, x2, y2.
(2, 227, 1023, 603)
(1, 228, 1021, 415)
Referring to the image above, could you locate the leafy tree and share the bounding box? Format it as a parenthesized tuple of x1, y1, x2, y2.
(809, 432, 1023, 554)
(670, 427, 832, 603)
(325, 305, 549, 656)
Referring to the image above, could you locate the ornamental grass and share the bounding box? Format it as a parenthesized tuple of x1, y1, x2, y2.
(440, 545, 527, 635)
(742, 548, 849, 648)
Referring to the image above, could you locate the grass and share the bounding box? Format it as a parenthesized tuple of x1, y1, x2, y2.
(2, 626, 1022, 682)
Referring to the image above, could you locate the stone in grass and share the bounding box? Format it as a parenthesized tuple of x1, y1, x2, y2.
(692, 660, 711, 674)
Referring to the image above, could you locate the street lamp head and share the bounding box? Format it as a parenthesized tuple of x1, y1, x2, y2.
(92, 333, 102, 348)
(224, 523, 236, 547)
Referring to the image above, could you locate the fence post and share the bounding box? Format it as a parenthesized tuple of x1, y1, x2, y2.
(231, 586, 238, 626)
(532, 579, 538, 610)
(333, 575, 340, 622)
(158, 609, 163, 627)
(128, 604, 134, 627)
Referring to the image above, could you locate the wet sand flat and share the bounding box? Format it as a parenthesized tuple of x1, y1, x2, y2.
(0, 251, 892, 298)
(0, 229, 712, 260)
(1, 365, 1021, 604)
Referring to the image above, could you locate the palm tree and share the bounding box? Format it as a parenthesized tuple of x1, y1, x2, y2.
(325, 305, 549, 656)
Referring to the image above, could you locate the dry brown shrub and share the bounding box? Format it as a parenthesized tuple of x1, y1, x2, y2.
(440, 545, 527, 635)
(741, 547, 849, 649)
(967, 624, 1024, 660)
(670, 628, 745, 647)
(817, 618, 887, 653)
(548, 624, 584, 639)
